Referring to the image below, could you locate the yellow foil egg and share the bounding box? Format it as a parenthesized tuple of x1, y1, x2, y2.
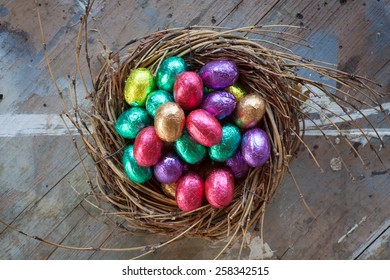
(161, 182, 177, 200)
(155, 102, 185, 142)
(225, 83, 246, 101)
(234, 94, 266, 129)
(124, 68, 155, 106)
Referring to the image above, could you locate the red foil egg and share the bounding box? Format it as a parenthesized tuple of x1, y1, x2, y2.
(133, 126, 163, 167)
(186, 109, 222, 147)
(205, 169, 234, 209)
(173, 71, 203, 110)
(176, 173, 204, 212)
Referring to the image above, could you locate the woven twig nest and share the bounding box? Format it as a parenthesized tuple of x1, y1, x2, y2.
(63, 24, 386, 257)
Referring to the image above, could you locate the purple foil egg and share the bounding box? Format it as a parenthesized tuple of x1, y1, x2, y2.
(153, 152, 184, 184)
(241, 128, 271, 167)
(199, 60, 239, 89)
(226, 151, 250, 179)
(201, 90, 236, 120)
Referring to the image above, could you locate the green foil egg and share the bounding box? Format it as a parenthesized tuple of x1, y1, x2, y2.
(225, 83, 246, 101)
(208, 123, 241, 162)
(115, 107, 152, 139)
(122, 145, 152, 183)
(156, 57, 187, 92)
(145, 90, 174, 118)
(174, 130, 207, 164)
(124, 68, 155, 106)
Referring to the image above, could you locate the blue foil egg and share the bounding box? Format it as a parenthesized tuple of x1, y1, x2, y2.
(122, 145, 152, 183)
(156, 56, 187, 92)
(208, 123, 241, 162)
(115, 107, 152, 139)
(146, 89, 174, 118)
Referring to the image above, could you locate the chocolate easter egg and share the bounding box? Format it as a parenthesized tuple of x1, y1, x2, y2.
(122, 145, 152, 184)
(146, 90, 174, 118)
(155, 102, 185, 142)
(241, 128, 271, 167)
(161, 182, 177, 199)
(124, 68, 155, 106)
(225, 83, 246, 101)
(154, 152, 184, 184)
(205, 169, 234, 208)
(173, 71, 203, 110)
(208, 123, 241, 162)
(199, 60, 239, 89)
(115, 107, 152, 139)
(201, 90, 236, 120)
(225, 151, 250, 179)
(176, 173, 204, 212)
(133, 126, 163, 167)
(174, 130, 207, 164)
(234, 94, 266, 129)
(156, 56, 187, 92)
(186, 109, 222, 147)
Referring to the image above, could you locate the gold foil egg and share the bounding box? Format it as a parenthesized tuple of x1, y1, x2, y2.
(234, 93, 266, 129)
(155, 102, 185, 142)
(124, 68, 155, 106)
(161, 182, 177, 200)
(225, 83, 246, 101)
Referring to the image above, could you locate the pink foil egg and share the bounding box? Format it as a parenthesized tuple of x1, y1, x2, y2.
(205, 169, 234, 209)
(173, 71, 203, 110)
(199, 60, 239, 89)
(186, 109, 222, 147)
(176, 173, 204, 212)
(133, 126, 163, 167)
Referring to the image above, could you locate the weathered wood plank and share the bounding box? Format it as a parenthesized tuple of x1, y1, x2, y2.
(355, 219, 390, 260)
(0, 0, 388, 260)
(0, 0, 256, 259)
(0, 136, 85, 226)
(0, 159, 90, 259)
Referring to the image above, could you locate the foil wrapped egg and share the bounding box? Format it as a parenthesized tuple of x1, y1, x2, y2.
(133, 126, 163, 167)
(234, 93, 266, 129)
(156, 56, 187, 92)
(174, 130, 207, 164)
(186, 109, 222, 147)
(115, 107, 152, 139)
(155, 102, 185, 142)
(176, 173, 204, 212)
(173, 71, 203, 110)
(225, 151, 250, 179)
(205, 169, 234, 209)
(199, 60, 239, 89)
(201, 90, 236, 120)
(122, 145, 152, 184)
(225, 83, 246, 101)
(161, 182, 177, 200)
(124, 68, 155, 106)
(145, 89, 174, 118)
(153, 152, 184, 184)
(208, 123, 241, 162)
(241, 128, 271, 167)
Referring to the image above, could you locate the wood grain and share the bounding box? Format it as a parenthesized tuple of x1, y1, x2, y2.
(0, 0, 389, 259)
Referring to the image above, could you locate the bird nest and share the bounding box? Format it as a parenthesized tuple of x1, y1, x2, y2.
(44, 7, 387, 258)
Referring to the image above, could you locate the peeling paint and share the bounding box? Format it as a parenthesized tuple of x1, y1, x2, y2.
(246, 234, 274, 259)
(338, 216, 367, 244)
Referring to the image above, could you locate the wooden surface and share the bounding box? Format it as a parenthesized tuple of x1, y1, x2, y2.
(0, 0, 389, 260)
